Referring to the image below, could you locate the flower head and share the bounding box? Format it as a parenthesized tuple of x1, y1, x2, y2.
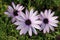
(4, 2, 24, 22)
(39, 9, 59, 33)
(14, 9, 42, 36)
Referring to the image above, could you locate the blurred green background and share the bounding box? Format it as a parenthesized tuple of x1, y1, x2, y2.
(0, 0, 60, 40)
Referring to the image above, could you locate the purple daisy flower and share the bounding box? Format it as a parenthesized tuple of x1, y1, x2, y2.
(14, 9, 42, 36)
(39, 9, 59, 33)
(4, 2, 24, 22)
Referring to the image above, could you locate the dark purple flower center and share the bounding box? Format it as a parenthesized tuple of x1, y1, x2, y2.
(43, 18, 49, 24)
(25, 19, 31, 25)
(13, 10, 18, 16)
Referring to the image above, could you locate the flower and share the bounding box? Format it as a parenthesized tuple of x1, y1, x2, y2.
(14, 9, 42, 36)
(4, 2, 24, 22)
(39, 9, 59, 33)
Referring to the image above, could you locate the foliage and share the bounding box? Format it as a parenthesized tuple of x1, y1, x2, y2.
(0, 0, 60, 40)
